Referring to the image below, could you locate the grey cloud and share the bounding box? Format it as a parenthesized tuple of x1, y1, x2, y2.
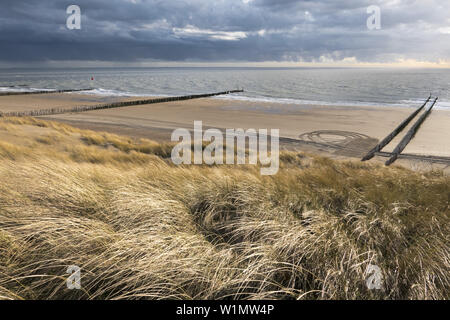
(0, 0, 448, 64)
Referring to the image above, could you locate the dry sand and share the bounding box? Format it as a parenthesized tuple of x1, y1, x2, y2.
(1, 93, 449, 167)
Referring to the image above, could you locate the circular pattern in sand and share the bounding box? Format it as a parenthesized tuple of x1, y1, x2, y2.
(298, 130, 379, 157)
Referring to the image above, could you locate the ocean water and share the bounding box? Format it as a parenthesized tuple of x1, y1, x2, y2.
(0, 67, 449, 110)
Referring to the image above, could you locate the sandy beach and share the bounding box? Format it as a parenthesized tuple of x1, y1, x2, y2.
(0, 92, 449, 167)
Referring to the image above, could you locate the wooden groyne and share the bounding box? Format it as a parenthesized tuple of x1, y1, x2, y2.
(0, 90, 244, 118)
(375, 151, 450, 165)
(0, 88, 94, 97)
(385, 97, 438, 166)
(361, 95, 431, 161)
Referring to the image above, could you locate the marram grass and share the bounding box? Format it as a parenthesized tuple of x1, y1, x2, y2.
(0, 117, 448, 300)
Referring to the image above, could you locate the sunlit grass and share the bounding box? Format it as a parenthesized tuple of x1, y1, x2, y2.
(0, 117, 448, 300)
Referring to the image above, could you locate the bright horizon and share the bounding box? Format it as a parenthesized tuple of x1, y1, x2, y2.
(2, 59, 450, 69)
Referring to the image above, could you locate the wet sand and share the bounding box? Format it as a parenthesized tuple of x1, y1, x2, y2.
(0, 92, 145, 113)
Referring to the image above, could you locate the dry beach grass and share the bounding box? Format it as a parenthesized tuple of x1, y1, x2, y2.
(0, 117, 448, 300)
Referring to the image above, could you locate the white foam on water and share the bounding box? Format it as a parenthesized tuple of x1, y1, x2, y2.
(2, 85, 448, 111)
(0, 86, 54, 93)
(78, 90, 450, 110)
(75, 88, 168, 97)
(214, 94, 437, 110)
(399, 98, 450, 110)
(434, 100, 450, 110)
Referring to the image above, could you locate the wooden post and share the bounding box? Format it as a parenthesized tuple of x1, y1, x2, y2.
(2, 89, 244, 118)
(361, 95, 431, 161)
(385, 97, 438, 166)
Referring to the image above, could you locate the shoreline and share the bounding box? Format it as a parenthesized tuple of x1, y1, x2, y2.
(4, 87, 448, 111)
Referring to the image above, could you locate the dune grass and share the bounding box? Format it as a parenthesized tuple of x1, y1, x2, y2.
(0, 117, 448, 300)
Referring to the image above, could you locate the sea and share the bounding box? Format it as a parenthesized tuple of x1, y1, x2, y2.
(0, 67, 449, 110)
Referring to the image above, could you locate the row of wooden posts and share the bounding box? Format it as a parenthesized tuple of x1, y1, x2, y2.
(0, 90, 244, 118)
(384, 97, 438, 166)
(361, 96, 439, 166)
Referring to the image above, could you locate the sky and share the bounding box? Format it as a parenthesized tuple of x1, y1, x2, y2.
(0, 0, 449, 67)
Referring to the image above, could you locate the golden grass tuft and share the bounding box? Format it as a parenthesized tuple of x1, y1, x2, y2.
(0, 117, 448, 300)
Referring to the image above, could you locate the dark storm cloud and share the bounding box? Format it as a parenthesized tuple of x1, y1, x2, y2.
(0, 0, 449, 64)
